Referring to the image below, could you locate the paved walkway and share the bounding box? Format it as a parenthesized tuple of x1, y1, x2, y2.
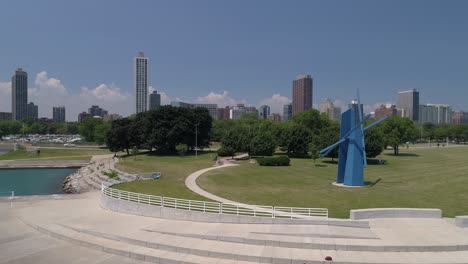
(185, 163, 240, 205)
(2, 192, 468, 263)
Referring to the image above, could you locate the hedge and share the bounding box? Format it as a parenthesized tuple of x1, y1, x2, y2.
(256, 155, 290, 166)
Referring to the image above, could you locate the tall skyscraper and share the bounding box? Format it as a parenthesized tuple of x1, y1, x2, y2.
(27, 102, 38, 121)
(259, 105, 270, 119)
(292, 75, 313, 115)
(135, 52, 148, 114)
(283, 103, 292, 122)
(149, 91, 161, 110)
(53, 106, 66, 123)
(11, 68, 28, 121)
(396, 89, 419, 121)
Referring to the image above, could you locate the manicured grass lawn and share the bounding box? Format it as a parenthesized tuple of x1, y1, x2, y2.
(113, 151, 216, 200)
(0, 148, 111, 161)
(197, 146, 468, 218)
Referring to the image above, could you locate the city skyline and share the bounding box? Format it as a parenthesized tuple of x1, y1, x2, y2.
(1, 1, 468, 120)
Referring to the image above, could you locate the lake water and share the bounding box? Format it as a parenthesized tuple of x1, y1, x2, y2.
(0, 168, 77, 196)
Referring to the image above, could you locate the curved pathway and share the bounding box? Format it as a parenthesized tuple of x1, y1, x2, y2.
(184, 162, 319, 219)
(185, 163, 240, 205)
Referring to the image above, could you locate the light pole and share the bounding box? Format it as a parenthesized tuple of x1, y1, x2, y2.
(195, 123, 199, 157)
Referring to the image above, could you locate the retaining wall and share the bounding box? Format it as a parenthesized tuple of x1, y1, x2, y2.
(350, 208, 442, 220)
(456, 216, 468, 228)
(101, 194, 369, 228)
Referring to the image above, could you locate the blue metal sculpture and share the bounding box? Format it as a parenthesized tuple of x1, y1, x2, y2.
(320, 90, 387, 186)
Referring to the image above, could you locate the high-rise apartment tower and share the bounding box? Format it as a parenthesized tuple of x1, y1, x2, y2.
(396, 89, 419, 121)
(135, 52, 148, 114)
(12, 68, 28, 121)
(292, 75, 313, 115)
(53, 106, 66, 123)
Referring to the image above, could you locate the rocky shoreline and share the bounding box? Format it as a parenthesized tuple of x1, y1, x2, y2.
(62, 156, 145, 194)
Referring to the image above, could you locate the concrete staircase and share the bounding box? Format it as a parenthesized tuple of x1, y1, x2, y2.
(23, 220, 468, 264)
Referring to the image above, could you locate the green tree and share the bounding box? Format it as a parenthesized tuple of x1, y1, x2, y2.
(106, 118, 133, 154)
(308, 143, 320, 164)
(382, 116, 418, 155)
(94, 121, 111, 145)
(422, 122, 436, 140)
(250, 131, 277, 156)
(220, 130, 241, 158)
(278, 123, 312, 155)
(311, 122, 340, 161)
(79, 117, 103, 142)
(291, 109, 329, 135)
(66, 122, 80, 135)
(364, 124, 385, 158)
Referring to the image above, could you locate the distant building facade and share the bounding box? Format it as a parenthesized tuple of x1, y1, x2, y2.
(397, 89, 419, 121)
(27, 102, 38, 121)
(227, 104, 257, 120)
(53, 106, 66, 123)
(149, 91, 161, 110)
(320, 98, 341, 122)
(0, 112, 12, 121)
(292, 75, 313, 115)
(419, 104, 452, 124)
(452, 111, 468, 125)
(12, 68, 28, 121)
(88, 105, 108, 117)
(259, 105, 270, 119)
(103, 113, 122, 121)
(171, 101, 219, 120)
(283, 103, 292, 122)
(135, 52, 148, 114)
(374, 104, 397, 120)
(267, 113, 282, 123)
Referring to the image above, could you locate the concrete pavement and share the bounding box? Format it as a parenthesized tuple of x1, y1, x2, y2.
(2, 191, 468, 263)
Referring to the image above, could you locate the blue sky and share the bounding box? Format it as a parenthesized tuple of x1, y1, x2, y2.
(1, 0, 467, 120)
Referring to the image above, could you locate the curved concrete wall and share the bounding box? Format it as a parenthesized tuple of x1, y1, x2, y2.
(350, 208, 442, 220)
(101, 194, 369, 228)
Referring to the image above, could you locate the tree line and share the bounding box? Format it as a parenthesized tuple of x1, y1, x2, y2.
(105, 106, 212, 154)
(214, 110, 432, 157)
(0, 119, 80, 137)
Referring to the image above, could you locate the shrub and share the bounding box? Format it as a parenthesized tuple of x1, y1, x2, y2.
(102, 170, 119, 179)
(217, 147, 234, 157)
(176, 144, 188, 156)
(256, 155, 290, 166)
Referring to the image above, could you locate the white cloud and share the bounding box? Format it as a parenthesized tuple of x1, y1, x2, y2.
(193, 91, 247, 107)
(258, 94, 291, 114)
(80, 84, 127, 102)
(0, 81, 11, 112)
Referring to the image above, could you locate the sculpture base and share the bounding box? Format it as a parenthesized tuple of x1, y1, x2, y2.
(332, 182, 364, 188)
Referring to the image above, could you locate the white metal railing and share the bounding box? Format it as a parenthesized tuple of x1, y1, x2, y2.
(0, 191, 15, 208)
(102, 185, 328, 219)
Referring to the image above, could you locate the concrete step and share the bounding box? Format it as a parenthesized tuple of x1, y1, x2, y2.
(27, 221, 258, 264)
(70, 224, 468, 253)
(58, 223, 468, 263)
